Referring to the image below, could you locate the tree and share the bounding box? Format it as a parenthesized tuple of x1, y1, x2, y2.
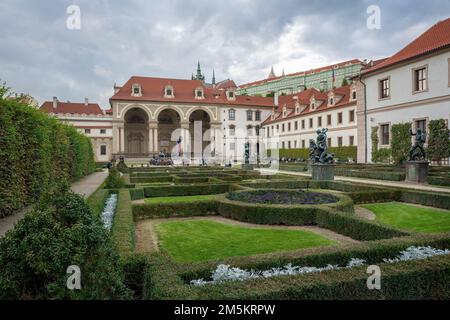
(427, 119, 450, 163)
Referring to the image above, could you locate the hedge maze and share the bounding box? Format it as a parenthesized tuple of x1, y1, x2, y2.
(102, 166, 450, 300)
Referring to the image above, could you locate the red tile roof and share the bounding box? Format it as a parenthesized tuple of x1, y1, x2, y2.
(362, 18, 450, 75)
(40, 101, 104, 115)
(215, 79, 237, 90)
(262, 85, 356, 125)
(110, 76, 274, 108)
(239, 59, 363, 89)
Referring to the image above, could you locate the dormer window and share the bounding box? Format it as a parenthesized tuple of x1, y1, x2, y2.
(310, 98, 316, 110)
(132, 84, 142, 97)
(226, 89, 236, 101)
(352, 91, 357, 100)
(282, 106, 287, 118)
(164, 85, 174, 98)
(195, 87, 204, 99)
(329, 98, 334, 105)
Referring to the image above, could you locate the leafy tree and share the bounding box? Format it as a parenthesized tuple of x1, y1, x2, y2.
(427, 119, 450, 163)
(0, 192, 130, 299)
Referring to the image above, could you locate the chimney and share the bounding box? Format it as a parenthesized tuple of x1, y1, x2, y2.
(84, 98, 89, 106)
(52, 97, 58, 109)
(274, 93, 279, 106)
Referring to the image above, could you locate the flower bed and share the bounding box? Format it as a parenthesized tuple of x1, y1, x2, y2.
(227, 190, 339, 205)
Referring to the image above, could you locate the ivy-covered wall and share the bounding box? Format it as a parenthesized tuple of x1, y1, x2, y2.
(427, 119, 450, 163)
(0, 95, 95, 217)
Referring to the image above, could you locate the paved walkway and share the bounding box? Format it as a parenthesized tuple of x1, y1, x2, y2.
(0, 170, 108, 238)
(258, 169, 450, 194)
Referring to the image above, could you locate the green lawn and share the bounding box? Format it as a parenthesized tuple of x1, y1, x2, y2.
(144, 194, 217, 204)
(155, 220, 335, 262)
(362, 202, 450, 233)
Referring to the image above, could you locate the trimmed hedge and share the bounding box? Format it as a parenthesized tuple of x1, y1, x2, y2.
(0, 97, 95, 217)
(111, 190, 135, 257)
(400, 190, 450, 210)
(130, 188, 145, 201)
(130, 176, 174, 184)
(334, 169, 406, 181)
(270, 146, 357, 161)
(427, 175, 450, 187)
(133, 201, 219, 220)
(144, 233, 450, 300)
(144, 183, 233, 198)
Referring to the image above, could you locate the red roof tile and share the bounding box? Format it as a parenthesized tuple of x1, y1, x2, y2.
(215, 79, 237, 90)
(40, 101, 104, 115)
(111, 76, 274, 108)
(239, 59, 363, 89)
(362, 18, 450, 75)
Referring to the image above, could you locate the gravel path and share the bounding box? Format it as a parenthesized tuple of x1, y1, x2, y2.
(135, 216, 360, 254)
(355, 206, 377, 221)
(0, 170, 108, 238)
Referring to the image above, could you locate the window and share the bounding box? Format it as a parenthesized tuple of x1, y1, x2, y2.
(302, 140, 305, 148)
(379, 78, 390, 99)
(196, 89, 203, 97)
(229, 126, 235, 137)
(247, 126, 253, 137)
(282, 124, 285, 132)
(318, 116, 322, 127)
(327, 115, 332, 126)
(276, 125, 279, 132)
(255, 111, 261, 121)
(349, 136, 355, 146)
(267, 127, 270, 138)
(230, 143, 236, 151)
(288, 141, 291, 149)
(100, 145, 107, 156)
(309, 118, 313, 129)
(338, 112, 343, 124)
(327, 138, 332, 147)
(84, 129, 91, 134)
(288, 122, 291, 132)
(294, 121, 298, 131)
(301, 119, 305, 129)
(229, 109, 236, 121)
(415, 120, 427, 143)
(166, 89, 172, 96)
(329, 98, 334, 105)
(414, 67, 427, 92)
(247, 110, 253, 121)
(282, 141, 285, 149)
(338, 137, 343, 147)
(352, 91, 357, 100)
(100, 129, 106, 134)
(381, 124, 390, 145)
(228, 91, 234, 98)
(132, 84, 142, 96)
(349, 110, 355, 122)
(255, 126, 260, 136)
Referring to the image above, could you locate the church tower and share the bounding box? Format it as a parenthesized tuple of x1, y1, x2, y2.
(193, 61, 205, 82)
(268, 66, 276, 79)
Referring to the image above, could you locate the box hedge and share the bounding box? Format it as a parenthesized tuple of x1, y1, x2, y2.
(143, 183, 233, 198)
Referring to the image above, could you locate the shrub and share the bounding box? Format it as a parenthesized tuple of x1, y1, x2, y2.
(427, 175, 450, 187)
(400, 190, 450, 210)
(130, 176, 174, 184)
(112, 190, 135, 257)
(391, 123, 411, 164)
(334, 169, 405, 181)
(0, 192, 130, 299)
(133, 201, 219, 220)
(129, 188, 145, 201)
(143, 183, 232, 198)
(117, 161, 129, 174)
(104, 167, 126, 189)
(122, 254, 148, 299)
(427, 119, 450, 163)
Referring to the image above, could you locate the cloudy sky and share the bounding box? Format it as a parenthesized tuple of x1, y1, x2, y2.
(1, 0, 449, 108)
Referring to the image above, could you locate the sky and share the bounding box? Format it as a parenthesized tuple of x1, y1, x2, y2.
(1, 0, 449, 108)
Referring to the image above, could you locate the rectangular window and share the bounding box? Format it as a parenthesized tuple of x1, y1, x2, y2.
(349, 110, 355, 122)
(381, 124, 390, 145)
(229, 127, 235, 137)
(327, 114, 332, 126)
(327, 138, 332, 147)
(276, 125, 279, 132)
(247, 127, 253, 137)
(229, 109, 236, 121)
(301, 119, 305, 129)
(288, 141, 291, 149)
(255, 126, 260, 136)
(338, 112, 343, 124)
(294, 121, 298, 131)
(379, 78, 390, 99)
(294, 140, 297, 148)
(84, 129, 91, 134)
(338, 137, 343, 147)
(230, 143, 236, 151)
(100, 145, 107, 156)
(282, 141, 285, 149)
(415, 120, 427, 143)
(349, 136, 355, 146)
(309, 118, 313, 128)
(282, 124, 285, 132)
(100, 129, 106, 134)
(255, 111, 261, 121)
(302, 140, 305, 148)
(414, 67, 427, 92)
(247, 110, 253, 121)
(288, 122, 291, 132)
(267, 127, 270, 138)
(318, 116, 322, 127)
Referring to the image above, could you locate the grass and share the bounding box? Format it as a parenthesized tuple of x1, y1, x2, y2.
(144, 194, 218, 204)
(155, 219, 335, 262)
(362, 202, 450, 233)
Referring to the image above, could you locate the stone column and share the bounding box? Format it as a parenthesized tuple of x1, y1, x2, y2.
(180, 121, 190, 159)
(153, 127, 159, 153)
(148, 122, 158, 155)
(211, 123, 222, 163)
(112, 125, 120, 155)
(119, 125, 125, 153)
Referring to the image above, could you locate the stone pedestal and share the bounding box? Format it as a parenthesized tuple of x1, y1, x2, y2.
(311, 164, 335, 181)
(405, 161, 429, 183)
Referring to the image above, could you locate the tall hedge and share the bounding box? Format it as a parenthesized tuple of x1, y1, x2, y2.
(0, 94, 95, 217)
(427, 119, 450, 163)
(390, 123, 411, 164)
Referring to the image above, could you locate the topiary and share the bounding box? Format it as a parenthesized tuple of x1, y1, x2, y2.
(0, 191, 131, 299)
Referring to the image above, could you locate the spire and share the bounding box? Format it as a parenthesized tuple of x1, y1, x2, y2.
(268, 66, 276, 79)
(212, 69, 216, 86)
(193, 61, 205, 82)
(282, 68, 285, 77)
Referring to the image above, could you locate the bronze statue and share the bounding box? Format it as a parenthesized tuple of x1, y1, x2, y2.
(409, 128, 426, 161)
(310, 128, 334, 164)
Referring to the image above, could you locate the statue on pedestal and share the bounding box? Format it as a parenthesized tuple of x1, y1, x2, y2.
(310, 129, 334, 164)
(408, 128, 426, 161)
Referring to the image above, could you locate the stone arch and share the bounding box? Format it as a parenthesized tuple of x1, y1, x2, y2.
(185, 106, 216, 123)
(124, 107, 150, 155)
(119, 104, 152, 122)
(154, 105, 185, 122)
